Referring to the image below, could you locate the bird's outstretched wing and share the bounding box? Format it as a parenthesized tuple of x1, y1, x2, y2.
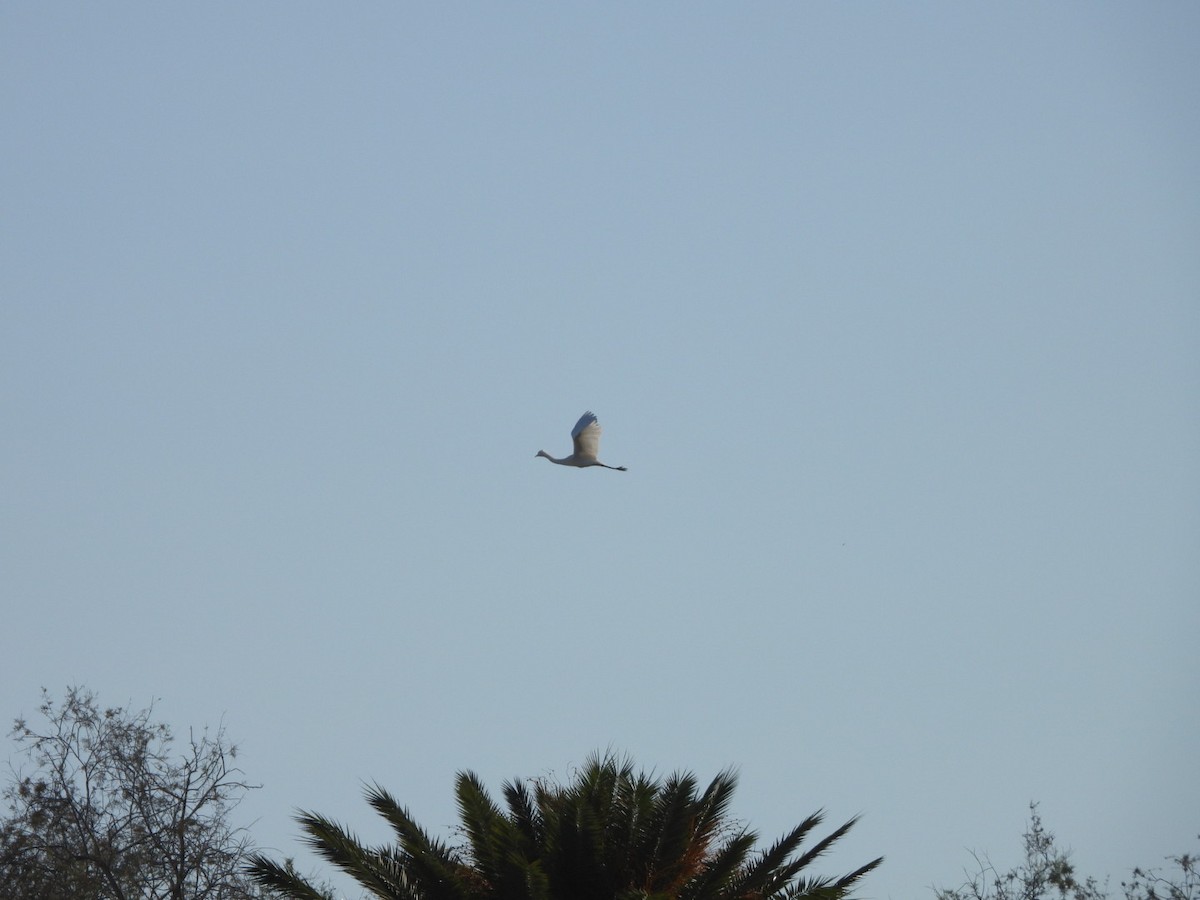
(571, 411, 602, 461)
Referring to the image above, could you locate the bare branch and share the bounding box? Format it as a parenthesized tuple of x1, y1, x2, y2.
(1, 686, 269, 900)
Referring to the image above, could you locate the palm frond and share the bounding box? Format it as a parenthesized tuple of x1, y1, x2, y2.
(831, 856, 885, 894)
(680, 830, 759, 900)
(779, 876, 845, 900)
(736, 813, 825, 896)
(455, 771, 505, 871)
(785, 815, 861, 877)
(365, 783, 469, 900)
(692, 769, 739, 846)
(503, 778, 543, 848)
(244, 854, 333, 900)
(779, 858, 883, 900)
(642, 772, 703, 891)
(295, 811, 412, 899)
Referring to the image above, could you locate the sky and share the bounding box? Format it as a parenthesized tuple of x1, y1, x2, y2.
(2, 4, 1198, 898)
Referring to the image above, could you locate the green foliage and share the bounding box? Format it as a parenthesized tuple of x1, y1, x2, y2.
(247, 751, 882, 900)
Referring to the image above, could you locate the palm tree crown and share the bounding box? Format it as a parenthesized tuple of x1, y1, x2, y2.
(248, 752, 882, 900)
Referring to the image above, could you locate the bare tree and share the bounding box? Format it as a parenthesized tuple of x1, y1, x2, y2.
(0, 686, 268, 900)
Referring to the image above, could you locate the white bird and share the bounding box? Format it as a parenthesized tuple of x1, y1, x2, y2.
(536, 411, 628, 471)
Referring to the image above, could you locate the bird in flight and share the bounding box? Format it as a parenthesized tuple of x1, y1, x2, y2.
(536, 411, 627, 471)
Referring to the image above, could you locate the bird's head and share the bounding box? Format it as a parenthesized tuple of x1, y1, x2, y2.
(535, 450, 550, 460)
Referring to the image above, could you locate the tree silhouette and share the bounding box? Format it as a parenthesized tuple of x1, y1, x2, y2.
(0, 686, 267, 900)
(248, 751, 882, 900)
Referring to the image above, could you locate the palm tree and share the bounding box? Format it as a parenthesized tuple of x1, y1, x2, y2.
(247, 752, 882, 900)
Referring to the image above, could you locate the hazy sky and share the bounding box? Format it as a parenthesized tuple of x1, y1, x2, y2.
(2, 5, 1197, 899)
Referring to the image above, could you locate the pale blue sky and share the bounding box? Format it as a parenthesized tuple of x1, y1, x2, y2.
(2, 5, 1197, 898)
